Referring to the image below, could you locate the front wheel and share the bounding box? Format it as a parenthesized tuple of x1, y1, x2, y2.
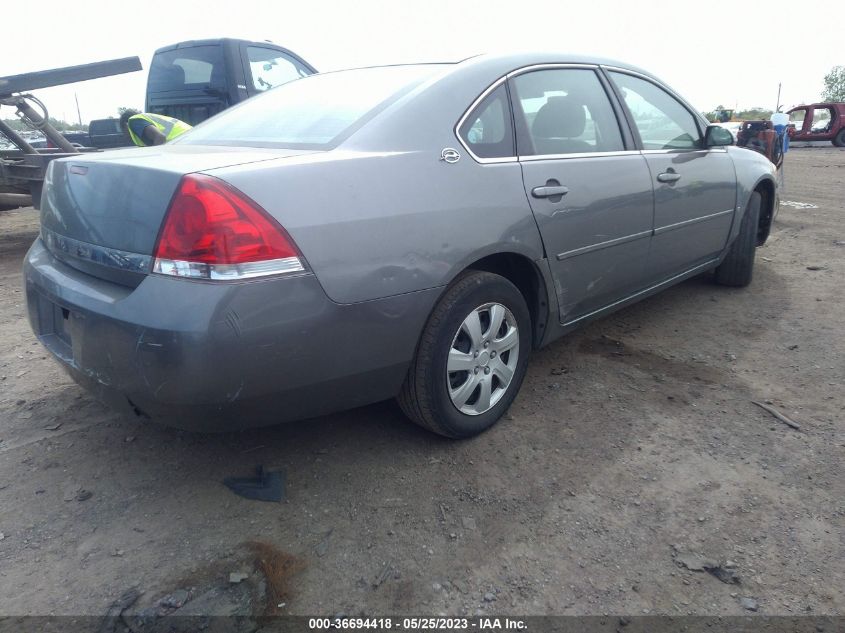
(833, 129, 845, 148)
(714, 191, 761, 287)
(398, 271, 532, 438)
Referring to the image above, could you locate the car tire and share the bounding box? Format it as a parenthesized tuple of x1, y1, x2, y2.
(714, 191, 761, 287)
(398, 270, 532, 438)
(833, 129, 845, 147)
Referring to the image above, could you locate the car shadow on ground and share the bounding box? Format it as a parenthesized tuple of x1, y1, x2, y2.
(45, 260, 790, 494)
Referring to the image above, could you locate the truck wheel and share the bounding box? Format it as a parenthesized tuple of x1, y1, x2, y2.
(715, 191, 761, 287)
(833, 129, 845, 147)
(398, 271, 531, 438)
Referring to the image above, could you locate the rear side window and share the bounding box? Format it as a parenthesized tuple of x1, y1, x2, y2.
(509, 69, 624, 156)
(247, 47, 312, 92)
(179, 65, 442, 149)
(148, 46, 225, 92)
(609, 71, 701, 150)
(457, 84, 515, 159)
(810, 106, 833, 133)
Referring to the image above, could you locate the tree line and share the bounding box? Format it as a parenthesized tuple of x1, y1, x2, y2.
(1, 117, 88, 132)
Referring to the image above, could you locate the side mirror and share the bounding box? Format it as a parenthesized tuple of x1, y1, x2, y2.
(705, 124, 734, 147)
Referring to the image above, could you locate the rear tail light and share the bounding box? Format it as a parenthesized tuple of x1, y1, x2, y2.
(152, 174, 305, 280)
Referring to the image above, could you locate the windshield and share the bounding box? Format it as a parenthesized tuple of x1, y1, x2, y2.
(177, 65, 444, 149)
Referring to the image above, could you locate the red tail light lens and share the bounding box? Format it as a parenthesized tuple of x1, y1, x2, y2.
(152, 174, 305, 280)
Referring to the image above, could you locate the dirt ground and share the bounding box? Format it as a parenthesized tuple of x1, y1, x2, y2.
(0, 147, 843, 621)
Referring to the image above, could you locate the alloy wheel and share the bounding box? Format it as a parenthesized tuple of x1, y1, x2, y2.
(446, 302, 520, 415)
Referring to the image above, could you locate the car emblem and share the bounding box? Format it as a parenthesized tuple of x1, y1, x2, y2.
(440, 148, 461, 164)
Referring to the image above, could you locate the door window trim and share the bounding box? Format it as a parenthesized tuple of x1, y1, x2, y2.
(454, 63, 716, 163)
(455, 63, 637, 164)
(508, 64, 633, 160)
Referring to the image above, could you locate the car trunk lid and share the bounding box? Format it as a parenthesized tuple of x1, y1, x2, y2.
(40, 145, 315, 286)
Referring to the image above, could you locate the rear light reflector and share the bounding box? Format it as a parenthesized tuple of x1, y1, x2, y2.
(152, 174, 305, 280)
(152, 257, 304, 280)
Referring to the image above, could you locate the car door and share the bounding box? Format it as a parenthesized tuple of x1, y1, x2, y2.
(788, 107, 809, 140)
(806, 106, 835, 141)
(509, 67, 655, 324)
(607, 70, 737, 282)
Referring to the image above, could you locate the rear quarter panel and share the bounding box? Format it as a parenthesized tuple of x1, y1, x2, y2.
(212, 150, 542, 304)
(206, 61, 550, 305)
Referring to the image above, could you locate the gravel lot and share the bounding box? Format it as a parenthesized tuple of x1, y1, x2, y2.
(0, 147, 842, 621)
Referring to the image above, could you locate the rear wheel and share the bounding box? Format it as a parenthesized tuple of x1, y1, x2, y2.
(714, 191, 761, 287)
(398, 271, 531, 438)
(833, 129, 845, 147)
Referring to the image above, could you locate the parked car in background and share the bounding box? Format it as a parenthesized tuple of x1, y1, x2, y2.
(25, 53, 778, 438)
(145, 38, 317, 125)
(786, 102, 845, 146)
(88, 118, 132, 149)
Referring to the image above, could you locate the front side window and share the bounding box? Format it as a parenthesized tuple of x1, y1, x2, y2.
(457, 84, 514, 159)
(509, 69, 624, 156)
(810, 107, 833, 133)
(247, 47, 311, 92)
(789, 108, 807, 131)
(610, 72, 701, 150)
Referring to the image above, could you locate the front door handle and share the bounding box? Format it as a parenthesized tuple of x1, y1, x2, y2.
(657, 171, 681, 183)
(532, 184, 570, 198)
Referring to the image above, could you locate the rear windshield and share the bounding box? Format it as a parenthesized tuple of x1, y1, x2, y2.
(88, 119, 121, 135)
(176, 65, 443, 150)
(148, 45, 225, 93)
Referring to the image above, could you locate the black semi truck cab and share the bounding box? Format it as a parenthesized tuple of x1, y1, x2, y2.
(145, 38, 317, 125)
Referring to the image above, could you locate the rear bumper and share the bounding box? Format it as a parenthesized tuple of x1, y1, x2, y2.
(24, 238, 438, 430)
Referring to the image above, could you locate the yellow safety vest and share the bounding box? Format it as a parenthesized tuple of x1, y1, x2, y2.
(127, 113, 192, 147)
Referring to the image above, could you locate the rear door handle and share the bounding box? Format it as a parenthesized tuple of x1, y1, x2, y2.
(657, 171, 681, 183)
(531, 185, 570, 198)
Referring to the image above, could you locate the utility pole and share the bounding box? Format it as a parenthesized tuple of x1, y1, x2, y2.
(75, 92, 82, 127)
(775, 83, 782, 112)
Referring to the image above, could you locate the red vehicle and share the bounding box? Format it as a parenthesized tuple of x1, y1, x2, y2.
(786, 102, 845, 146)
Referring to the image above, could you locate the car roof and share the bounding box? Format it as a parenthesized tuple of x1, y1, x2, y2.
(321, 52, 661, 86)
(152, 38, 293, 53)
(358, 52, 655, 78)
(788, 102, 845, 109)
(459, 51, 651, 71)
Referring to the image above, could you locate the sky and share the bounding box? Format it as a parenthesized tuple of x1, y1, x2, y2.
(1, 0, 839, 124)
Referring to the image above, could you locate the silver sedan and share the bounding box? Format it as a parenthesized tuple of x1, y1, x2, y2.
(24, 53, 778, 437)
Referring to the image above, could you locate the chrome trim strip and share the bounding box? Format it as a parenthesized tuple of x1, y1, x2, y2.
(561, 258, 719, 327)
(521, 149, 640, 162)
(556, 229, 652, 261)
(599, 65, 657, 82)
(640, 148, 727, 154)
(505, 63, 599, 78)
(40, 227, 151, 274)
(653, 208, 734, 236)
